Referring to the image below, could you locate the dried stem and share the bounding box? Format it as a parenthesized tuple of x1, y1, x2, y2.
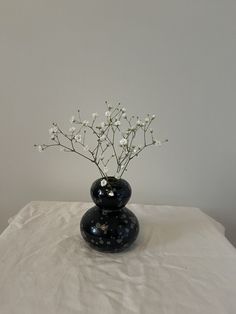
(35, 104, 166, 179)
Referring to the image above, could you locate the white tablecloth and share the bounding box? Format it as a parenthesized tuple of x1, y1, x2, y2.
(0, 201, 236, 314)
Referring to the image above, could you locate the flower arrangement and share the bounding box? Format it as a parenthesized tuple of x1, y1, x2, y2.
(34, 102, 167, 179)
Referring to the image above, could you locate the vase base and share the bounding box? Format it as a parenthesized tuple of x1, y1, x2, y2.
(80, 205, 139, 253)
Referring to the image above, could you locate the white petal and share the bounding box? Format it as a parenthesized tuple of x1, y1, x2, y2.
(38, 145, 43, 152)
(105, 111, 111, 117)
(114, 120, 121, 126)
(99, 135, 106, 142)
(92, 113, 98, 119)
(49, 126, 58, 135)
(70, 116, 75, 123)
(69, 127, 76, 133)
(108, 190, 114, 197)
(120, 138, 127, 146)
(74, 134, 82, 142)
(82, 120, 89, 126)
(101, 179, 107, 187)
(154, 140, 162, 146)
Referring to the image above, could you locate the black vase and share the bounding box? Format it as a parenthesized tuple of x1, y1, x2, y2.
(80, 177, 139, 253)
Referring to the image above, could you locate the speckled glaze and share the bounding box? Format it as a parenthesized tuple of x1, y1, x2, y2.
(80, 177, 139, 253)
(90, 177, 132, 210)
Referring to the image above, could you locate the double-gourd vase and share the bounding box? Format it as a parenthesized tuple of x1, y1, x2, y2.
(80, 177, 139, 253)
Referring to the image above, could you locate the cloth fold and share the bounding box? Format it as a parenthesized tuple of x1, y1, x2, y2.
(0, 201, 235, 314)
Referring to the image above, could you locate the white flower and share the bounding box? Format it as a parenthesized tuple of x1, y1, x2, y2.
(70, 116, 75, 124)
(122, 113, 127, 118)
(121, 107, 126, 113)
(136, 120, 142, 126)
(101, 179, 107, 187)
(130, 125, 136, 131)
(151, 114, 156, 120)
(103, 167, 108, 173)
(74, 134, 82, 142)
(121, 164, 125, 169)
(69, 127, 76, 133)
(120, 138, 128, 146)
(105, 111, 111, 117)
(92, 112, 98, 119)
(108, 190, 114, 197)
(99, 135, 106, 142)
(38, 145, 43, 152)
(49, 126, 58, 135)
(114, 120, 121, 126)
(51, 135, 55, 140)
(115, 173, 120, 179)
(153, 139, 162, 146)
(145, 117, 149, 123)
(82, 120, 89, 126)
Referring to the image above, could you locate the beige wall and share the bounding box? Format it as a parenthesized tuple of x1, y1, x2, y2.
(0, 0, 236, 246)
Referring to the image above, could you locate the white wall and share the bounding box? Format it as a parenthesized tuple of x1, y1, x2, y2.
(0, 0, 236, 246)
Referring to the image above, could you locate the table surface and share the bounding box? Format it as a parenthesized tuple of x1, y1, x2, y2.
(0, 201, 236, 314)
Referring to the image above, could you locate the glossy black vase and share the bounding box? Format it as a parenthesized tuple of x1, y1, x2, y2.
(80, 177, 139, 253)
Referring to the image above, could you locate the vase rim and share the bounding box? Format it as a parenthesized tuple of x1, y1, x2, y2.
(100, 176, 127, 181)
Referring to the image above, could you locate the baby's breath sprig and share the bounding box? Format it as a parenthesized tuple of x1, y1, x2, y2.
(34, 102, 167, 179)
